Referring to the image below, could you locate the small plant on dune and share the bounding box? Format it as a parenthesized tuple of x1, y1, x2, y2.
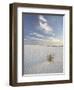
(47, 54, 54, 63)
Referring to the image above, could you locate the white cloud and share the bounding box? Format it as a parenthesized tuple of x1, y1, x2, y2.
(46, 37, 63, 46)
(50, 37, 62, 42)
(38, 15, 53, 33)
(39, 15, 47, 22)
(36, 36, 63, 46)
(30, 37, 43, 41)
(29, 32, 44, 38)
(25, 35, 43, 41)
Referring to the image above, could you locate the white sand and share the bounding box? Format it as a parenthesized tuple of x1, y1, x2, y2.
(23, 45, 63, 75)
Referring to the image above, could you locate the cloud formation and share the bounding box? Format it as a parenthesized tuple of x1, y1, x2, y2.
(24, 35, 63, 46)
(38, 15, 53, 33)
(39, 15, 47, 22)
(24, 15, 63, 46)
(29, 32, 44, 38)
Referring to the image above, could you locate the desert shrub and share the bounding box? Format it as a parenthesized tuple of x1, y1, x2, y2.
(47, 54, 54, 62)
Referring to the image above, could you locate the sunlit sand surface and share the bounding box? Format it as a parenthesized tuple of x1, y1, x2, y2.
(23, 45, 63, 75)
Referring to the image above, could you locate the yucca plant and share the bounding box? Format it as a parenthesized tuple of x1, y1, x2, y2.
(47, 54, 54, 62)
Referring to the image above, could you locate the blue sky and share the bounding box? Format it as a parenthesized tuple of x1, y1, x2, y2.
(22, 13, 63, 45)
